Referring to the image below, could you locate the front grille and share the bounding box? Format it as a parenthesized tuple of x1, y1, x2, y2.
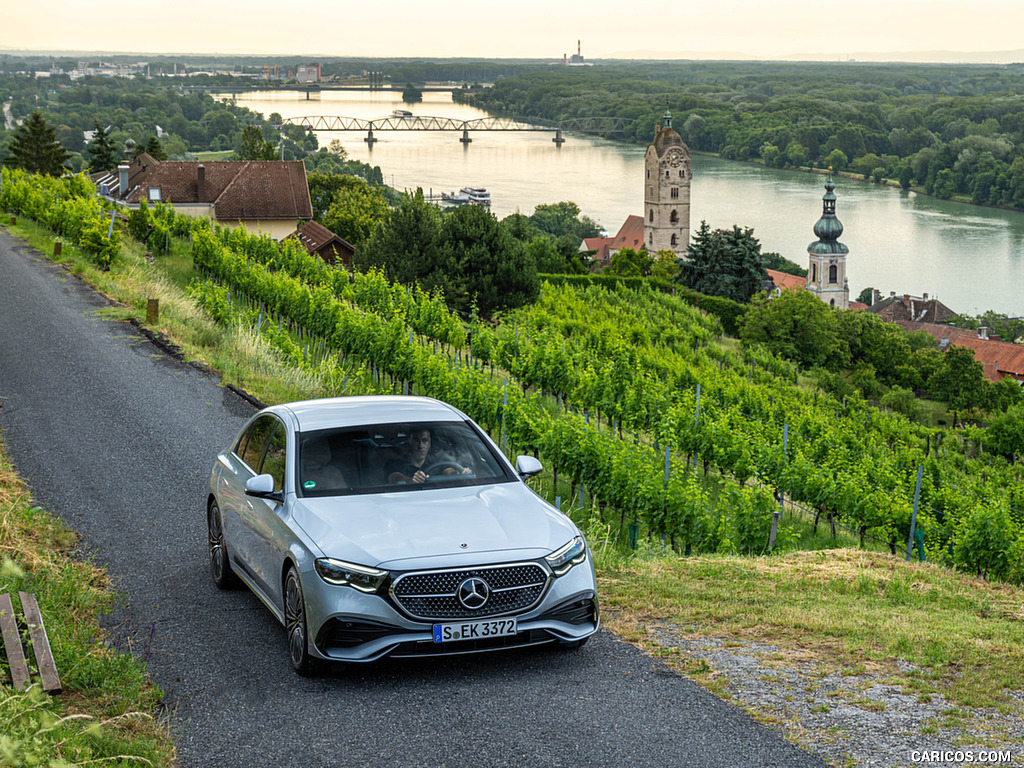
(390, 563, 550, 620)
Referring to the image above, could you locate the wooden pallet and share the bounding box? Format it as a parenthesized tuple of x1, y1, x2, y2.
(0, 592, 62, 694)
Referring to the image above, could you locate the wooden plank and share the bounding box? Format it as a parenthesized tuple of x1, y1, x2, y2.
(0, 593, 31, 691)
(18, 592, 62, 694)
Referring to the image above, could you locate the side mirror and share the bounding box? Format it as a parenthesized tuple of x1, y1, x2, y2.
(515, 455, 543, 479)
(245, 474, 283, 503)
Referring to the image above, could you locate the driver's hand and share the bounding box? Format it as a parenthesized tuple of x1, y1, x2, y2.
(412, 470, 428, 483)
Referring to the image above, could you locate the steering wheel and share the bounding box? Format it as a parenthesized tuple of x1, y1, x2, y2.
(424, 461, 465, 476)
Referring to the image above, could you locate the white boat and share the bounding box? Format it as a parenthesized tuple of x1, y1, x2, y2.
(441, 187, 491, 206)
(460, 186, 491, 205)
(392, 109, 413, 117)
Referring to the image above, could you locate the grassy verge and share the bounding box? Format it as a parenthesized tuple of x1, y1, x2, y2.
(599, 547, 1024, 710)
(0, 440, 176, 766)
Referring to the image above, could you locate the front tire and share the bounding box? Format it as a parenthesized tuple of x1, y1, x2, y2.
(208, 500, 239, 589)
(284, 567, 318, 676)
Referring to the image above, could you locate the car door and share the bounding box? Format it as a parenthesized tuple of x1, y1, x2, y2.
(220, 414, 279, 585)
(245, 420, 290, 603)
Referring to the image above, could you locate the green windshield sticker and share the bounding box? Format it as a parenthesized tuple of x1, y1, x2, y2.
(303, 481, 317, 489)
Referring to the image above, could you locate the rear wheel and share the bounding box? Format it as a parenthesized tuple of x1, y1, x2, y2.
(208, 500, 238, 589)
(284, 567, 318, 676)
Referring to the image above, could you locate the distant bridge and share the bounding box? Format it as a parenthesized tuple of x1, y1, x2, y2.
(280, 115, 632, 145)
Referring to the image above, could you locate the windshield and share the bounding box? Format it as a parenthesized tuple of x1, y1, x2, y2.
(296, 420, 516, 497)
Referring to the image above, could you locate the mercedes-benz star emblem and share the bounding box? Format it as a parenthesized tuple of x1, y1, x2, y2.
(457, 577, 490, 610)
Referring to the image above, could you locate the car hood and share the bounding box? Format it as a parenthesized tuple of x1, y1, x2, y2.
(290, 482, 578, 570)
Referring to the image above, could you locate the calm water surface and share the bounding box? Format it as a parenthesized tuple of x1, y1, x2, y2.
(221, 89, 1024, 316)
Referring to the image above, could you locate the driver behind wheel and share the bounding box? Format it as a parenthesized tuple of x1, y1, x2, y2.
(386, 428, 471, 484)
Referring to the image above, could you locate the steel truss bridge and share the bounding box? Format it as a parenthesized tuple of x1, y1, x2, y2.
(280, 115, 631, 144)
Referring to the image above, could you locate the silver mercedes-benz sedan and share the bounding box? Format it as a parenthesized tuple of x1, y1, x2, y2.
(207, 395, 600, 674)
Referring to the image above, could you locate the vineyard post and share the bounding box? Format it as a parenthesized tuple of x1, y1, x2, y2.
(693, 383, 701, 469)
(107, 207, 116, 239)
(501, 377, 507, 452)
(769, 423, 788, 551)
(906, 465, 924, 562)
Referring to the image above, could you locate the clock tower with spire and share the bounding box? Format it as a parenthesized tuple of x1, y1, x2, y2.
(644, 109, 691, 257)
(806, 170, 850, 309)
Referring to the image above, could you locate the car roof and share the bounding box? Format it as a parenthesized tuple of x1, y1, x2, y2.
(274, 396, 467, 432)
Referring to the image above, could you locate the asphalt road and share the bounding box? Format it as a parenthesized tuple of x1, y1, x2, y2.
(0, 228, 828, 768)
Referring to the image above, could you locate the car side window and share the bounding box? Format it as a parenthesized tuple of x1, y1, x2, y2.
(238, 415, 277, 474)
(261, 425, 287, 492)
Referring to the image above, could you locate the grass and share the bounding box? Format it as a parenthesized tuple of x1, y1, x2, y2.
(0, 438, 176, 766)
(598, 547, 1024, 709)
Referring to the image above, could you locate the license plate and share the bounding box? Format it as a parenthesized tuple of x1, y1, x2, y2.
(432, 618, 517, 643)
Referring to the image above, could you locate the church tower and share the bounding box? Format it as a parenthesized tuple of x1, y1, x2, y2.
(806, 171, 850, 309)
(644, 109, 691, 257)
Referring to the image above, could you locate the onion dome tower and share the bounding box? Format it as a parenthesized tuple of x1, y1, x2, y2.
(806, 170, 850, 309)
(644, 108, 691, 257)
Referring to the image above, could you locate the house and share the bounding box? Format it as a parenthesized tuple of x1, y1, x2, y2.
(866, 291, 958, 325)
(92, 153, 313, 240)
(285, 220, 354, 267)
(579, 215, 645, 268)
(896, 322, 1024, 384)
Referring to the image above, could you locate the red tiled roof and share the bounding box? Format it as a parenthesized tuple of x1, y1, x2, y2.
(897, 321, 1024, 382)
(95, 154, 312, 220)
(610, 215, 645, 252)
(581, 236, 612, 261)
(765, 268, 805, 292)
(286, 220, 354, 265)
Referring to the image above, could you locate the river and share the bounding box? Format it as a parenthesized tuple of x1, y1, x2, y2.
(218, 89, 1024, 317)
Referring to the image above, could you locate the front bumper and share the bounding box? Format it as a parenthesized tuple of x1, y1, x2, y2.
(302, 558, 600, 663)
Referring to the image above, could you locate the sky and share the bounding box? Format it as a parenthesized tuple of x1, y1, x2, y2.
(4, 0, 1024, 62)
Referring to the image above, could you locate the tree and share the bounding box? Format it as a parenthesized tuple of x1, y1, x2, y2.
(3, 111, 71, 176)
(928, 345, 991, 412)
(605, 247, 652, 277)
(237, 125, 276, 161)
(143, 136, 167, 161)
(84, 121, 120, 171)
(320, 176, 390, 249)
(762, 251, 807, 278)
(528, 201, 601, 242)
(739, 289, 840, 369)
(985, 403, 1024, 460)
(357, 190, 446, 292)
(760, 143, 781, 167)
(439, 204, 539, 316)
(675, 221, 768, 303)
(826, 149, 848, 173)
(784, 141, 809, 168)
(856, 287, 875, 305)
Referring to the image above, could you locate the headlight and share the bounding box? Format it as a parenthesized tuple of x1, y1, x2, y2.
(546, 536, 587, 577)
(314, 558, 388, 593)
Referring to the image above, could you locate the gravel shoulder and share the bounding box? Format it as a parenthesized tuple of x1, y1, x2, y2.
(644, 626, 1024, 768)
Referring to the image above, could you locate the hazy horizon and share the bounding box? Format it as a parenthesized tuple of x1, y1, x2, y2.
(4, 0, 1023, 64)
